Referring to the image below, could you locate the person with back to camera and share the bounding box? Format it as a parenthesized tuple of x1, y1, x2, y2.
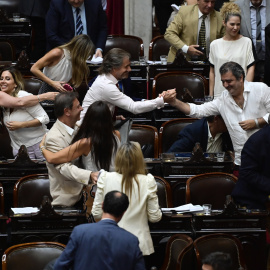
(53, 191, 145, 270)
(209, 2, 255, 98)
(202, 252, 233, 270)
(91, 141, 162, 268)
(0, 67, 49, 159)
(31, 34, 94, 96)
(40, 100, 120, 172)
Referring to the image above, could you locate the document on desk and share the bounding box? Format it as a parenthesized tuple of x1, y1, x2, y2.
(161, 203, 203, 213)
(86, 56, 103, 64)
(11, 207, 39, 214)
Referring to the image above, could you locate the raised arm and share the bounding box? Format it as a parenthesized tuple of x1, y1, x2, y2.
(30, 48, 66, 92)
(41, 138, 91, 164)
(169, 98, 191, 115)
(0, 91, 57, 108)
(209, 66, 215, 97)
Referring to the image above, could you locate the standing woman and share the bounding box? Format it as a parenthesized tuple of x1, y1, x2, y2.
(91, 142, 162, 263)
(209, 2, 255, 98)
(0, 67, 49, 159)
(31, 34, 94, 94)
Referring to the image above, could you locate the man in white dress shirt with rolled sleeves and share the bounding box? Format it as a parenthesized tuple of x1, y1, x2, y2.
(168, 61, 270, 168)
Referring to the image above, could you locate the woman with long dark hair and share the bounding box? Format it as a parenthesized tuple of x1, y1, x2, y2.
(40, 101, 120, 172)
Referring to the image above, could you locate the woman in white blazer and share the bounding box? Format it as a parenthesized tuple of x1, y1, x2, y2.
(92, 141, 162, 257)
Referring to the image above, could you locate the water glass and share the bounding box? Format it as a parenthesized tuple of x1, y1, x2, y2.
(160, 55, 168, 65)
(203, 204, 212, 215)
(13, 13, 20, 22)
(216, 152, 225, 162)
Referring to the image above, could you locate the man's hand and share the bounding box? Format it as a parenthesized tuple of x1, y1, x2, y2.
(6, 121, 24, 131)
(95, 49, 103, 58)
(162, 89, 177, 104)
(116, 115, 126, 121)
(90, 171, 99, 184)
(239, 119, 257, 130)
(187, 45, 204, 57)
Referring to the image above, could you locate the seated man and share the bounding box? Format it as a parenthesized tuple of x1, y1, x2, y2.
(232, 123, 270, 209)
(202, 252, 232, 270)
(168, 115, 233, 153)
(54, 191, 145, 270)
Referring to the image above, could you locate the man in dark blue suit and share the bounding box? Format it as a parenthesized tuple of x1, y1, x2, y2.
(168, 116, 233, 153)
(54, 191, 145, 270)
(46, 0, 107, 56)
(232, 124, 270, 209)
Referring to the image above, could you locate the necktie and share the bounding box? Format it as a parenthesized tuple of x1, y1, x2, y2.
(256, 7, 262, 59)
(76, 8, 83, 35)
(198, 15, 207, 49)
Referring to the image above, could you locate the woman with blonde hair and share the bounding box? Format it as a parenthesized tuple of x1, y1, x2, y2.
(31, 34, 94, 95)
(209, 2, 255, 98)
(92, 141, 162, 262)
(0, 67, 49, 159)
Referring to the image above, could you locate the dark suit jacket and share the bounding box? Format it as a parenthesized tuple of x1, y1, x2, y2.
(46, 0, 107, 51)
(265, 24, 270, 86)
(168, 118, 233, 153)
(232, 125, 270, 209)
(19, 0, 51, 18)
(54, 219, 145, 270)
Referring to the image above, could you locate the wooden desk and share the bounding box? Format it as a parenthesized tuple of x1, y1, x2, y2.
(145, 150, 234, 206)
(9, 200, 86, 246)
(150, 204, 268, 270)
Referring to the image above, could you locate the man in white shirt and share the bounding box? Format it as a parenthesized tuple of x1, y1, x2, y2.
(168, 61, 270, 166)
(80, 48, 176, 123)
(44, 92, 98, 207)
(164, 0, 224, 61)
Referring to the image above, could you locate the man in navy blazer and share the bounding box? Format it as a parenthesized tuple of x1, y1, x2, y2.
(168, 116, 233, 153)
(232, 124, 270, 209)
(54, 191, 145, 270)
(46, 0, 107, 55)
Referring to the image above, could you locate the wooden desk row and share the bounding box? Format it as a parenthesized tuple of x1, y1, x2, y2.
(0, 199, 267, 270)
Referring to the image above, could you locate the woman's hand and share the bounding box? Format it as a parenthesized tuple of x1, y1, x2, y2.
(51, 81, 67, 92)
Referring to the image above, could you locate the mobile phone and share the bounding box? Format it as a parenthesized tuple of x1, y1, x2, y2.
(63, 84, 73, 91)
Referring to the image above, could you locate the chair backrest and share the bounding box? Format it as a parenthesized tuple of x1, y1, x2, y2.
(194, 233, 247, 270)
(154, 176, 173, 208)
(186, 172, 238, 209)
(0, 41, 16, 61)
(0, 183, 4, 215)
(159, 118, 197, 154)
(2, 242, 65, 270)
(128, 124, 159, 158)
(160, 234, 194, 270)
(0, 0, 20, 17)
(0, 125, 13, 159)
(152, 71, 208, 100)
(104, 34, 144, 61)
(149, 35, 171, 61)
(23, 77, 43, 95)
(13, 174, 52, 207)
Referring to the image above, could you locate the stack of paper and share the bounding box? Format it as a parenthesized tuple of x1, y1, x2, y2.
(161, 203, 203, 213)
(86, 56, 103, 64)
(11, 207, 39, 214)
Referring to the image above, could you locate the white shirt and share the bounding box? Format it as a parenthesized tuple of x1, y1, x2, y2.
(188, 81, 270, 165)
(206, 124, 223, 153)
(3, 90, 49, 150)
(80, 73, 165, 123)
(250, 0, 266, 59)
(72, 3, 87, 35)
